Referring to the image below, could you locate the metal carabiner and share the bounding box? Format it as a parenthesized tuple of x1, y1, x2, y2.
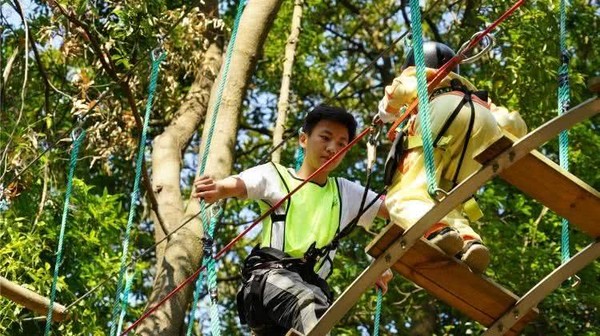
(458, 31, 496, 65)
(71, 126, 83, 141)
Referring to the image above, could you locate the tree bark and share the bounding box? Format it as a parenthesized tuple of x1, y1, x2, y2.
(150, 0, 224, 261)
(409, 299, 437, 336)
(136, 1, 283, 334)
(272, 0, 304, 163)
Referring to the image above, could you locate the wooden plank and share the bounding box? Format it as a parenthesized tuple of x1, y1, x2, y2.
(306, 98, 600, 336)
(0, 276, 68, 322)
(475, 136, 600, 238)
(366, 224, 538, 335)
(285, 328, 305, 336)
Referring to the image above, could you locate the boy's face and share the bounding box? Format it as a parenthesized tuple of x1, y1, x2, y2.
(300, 119, 350, 173)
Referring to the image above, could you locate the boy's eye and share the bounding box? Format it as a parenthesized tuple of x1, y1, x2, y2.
(320, 135, 330, 141)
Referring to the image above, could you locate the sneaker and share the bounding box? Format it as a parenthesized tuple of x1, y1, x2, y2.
(459, 240, 490, 274)
(424, 225, 463, 256)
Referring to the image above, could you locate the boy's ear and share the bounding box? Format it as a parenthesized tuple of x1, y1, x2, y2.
(299, 132, 308, 149)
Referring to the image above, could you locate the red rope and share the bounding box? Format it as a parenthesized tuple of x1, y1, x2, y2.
(386, 0, 526, 140)
(120, 127, 372, 335)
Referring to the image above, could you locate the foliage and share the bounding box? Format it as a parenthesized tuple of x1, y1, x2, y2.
(1, 0, 599, 335)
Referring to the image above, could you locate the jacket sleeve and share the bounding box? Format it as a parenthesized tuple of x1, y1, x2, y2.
(490, 103, 528, 138)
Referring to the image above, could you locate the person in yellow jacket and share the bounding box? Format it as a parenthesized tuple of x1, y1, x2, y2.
(378, 41, 527, 274)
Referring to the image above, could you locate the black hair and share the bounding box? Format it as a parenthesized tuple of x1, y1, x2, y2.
(302, 104, 357, 141)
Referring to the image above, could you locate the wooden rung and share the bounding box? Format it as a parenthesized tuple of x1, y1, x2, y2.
(366, 224, 538, 336)
(285, 328, 305, 336)
(475, 135, 600, 238)
(0, 276, 69, 322)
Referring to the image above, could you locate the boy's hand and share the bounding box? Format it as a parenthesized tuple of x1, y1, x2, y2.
(193, 175, 221, 203)
(375, 269, 393, 294)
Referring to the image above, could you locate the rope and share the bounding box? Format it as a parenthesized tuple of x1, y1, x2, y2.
(294, 146, 304, 171)
(186, 208, 223, 336)
(44, 130, 85, 335)
(558, 0, 571, 264)
(188, 1, 247, 334)
(120, 127, 371, 336)
(109, 51, 166, 336)
(408, 0, 438, 195)
(372, 288, 383, 336)
(116, 270, 135, 335)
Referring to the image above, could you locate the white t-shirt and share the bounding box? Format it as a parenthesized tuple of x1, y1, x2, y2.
(236, 163, 382, 278)
(237, 163, 382, 232)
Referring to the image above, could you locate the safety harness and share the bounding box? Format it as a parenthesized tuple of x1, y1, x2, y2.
(385, 78, 488, 220)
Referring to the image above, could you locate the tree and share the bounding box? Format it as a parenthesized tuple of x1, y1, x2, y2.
(1, 0, 598, 335)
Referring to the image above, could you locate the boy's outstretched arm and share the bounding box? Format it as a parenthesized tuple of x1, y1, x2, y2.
(192, 175, 247, 204)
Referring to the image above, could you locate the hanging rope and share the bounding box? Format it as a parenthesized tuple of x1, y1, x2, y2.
(558, 0, 571, 264)
(116, 270, 135, 335)
(372, 288, 383, 336)
(186, 208, 223, 336)
(185, 1, 248, 334)
(44, 129, 85, 335)
(408, 0, 438, 196)
(109, 51, 167, 336)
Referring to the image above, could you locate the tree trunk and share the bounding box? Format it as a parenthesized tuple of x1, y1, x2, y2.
(271, 0, 304, 163)
(136, 1, 283, 335)
(150, 0, 224, 261)
(409, 299, 437, 336)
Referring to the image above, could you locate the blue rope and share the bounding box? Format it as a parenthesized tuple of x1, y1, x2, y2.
(558, 0, 571, 264)
(116, 270, 135, 335)
(186, 209, 222, 336)
(294, 146, 304, 171)
(44, 130, 85, 335)
(109, 51, 166, 336)
(190, 1, 247, 333)
(372, 288, 383, 336)
(186, 270, 206, 336)
(408, 0, 438, 196)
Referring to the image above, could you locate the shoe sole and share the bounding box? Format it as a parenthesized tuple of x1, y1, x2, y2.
(428, 230, 463, 256)
(462, 244, 490, 274)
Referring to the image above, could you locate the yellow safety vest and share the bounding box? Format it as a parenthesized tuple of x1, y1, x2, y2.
(259, 162, 341, 259)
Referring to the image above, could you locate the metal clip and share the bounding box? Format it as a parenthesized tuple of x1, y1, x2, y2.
(71, 127, 83, 141)
(431, 188, 448, 203)
(570, 274, 581, 288)
(458, 31, 495, 64)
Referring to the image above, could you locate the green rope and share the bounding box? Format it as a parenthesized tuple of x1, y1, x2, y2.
(186, 270, 206, 336)
(116, 270, 135, 335)
(408, 0, 438, 196)
(44, 130, 85, 335)
(372, 288, 383, 336)
(190, 1, 247, 334)
(186, 209, 222, 336)
(109, 51, 166, 336)
(294, 146, 304, 171)
(558, 0, 571, 264)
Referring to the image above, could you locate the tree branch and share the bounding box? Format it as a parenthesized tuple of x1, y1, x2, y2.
(11, 0, 51, 116)
(47, 0, 168, 235)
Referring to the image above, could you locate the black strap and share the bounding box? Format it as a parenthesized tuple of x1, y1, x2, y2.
(430, 79, 480, 188)
(452, 98, 476, 187)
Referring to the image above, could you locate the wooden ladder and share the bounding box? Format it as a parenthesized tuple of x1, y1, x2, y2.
(301, 96, 599, 336)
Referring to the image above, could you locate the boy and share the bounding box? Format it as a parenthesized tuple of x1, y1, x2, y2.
(378, 41, 527, 274)
(193, 105, 392, 335)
